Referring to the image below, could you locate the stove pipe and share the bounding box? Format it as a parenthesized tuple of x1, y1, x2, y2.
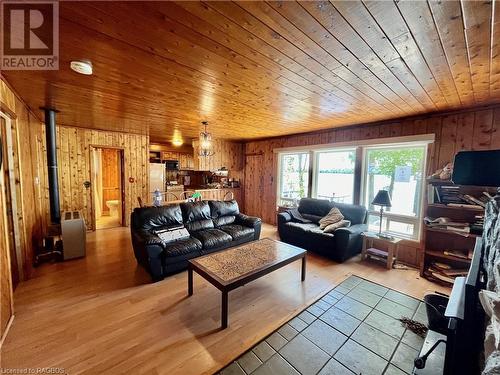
(42, 107, 61, 224)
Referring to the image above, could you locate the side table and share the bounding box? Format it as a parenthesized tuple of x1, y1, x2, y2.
(361, 232, 402, 269)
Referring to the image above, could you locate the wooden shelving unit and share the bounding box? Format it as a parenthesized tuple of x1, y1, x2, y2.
(420, 179, 494, 286)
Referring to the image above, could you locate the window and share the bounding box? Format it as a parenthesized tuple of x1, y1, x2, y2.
(314, 150, 356, 204)
(278, 152, 310, 206)
(275, 136, 430, 240)
(363, 145, 426, 239)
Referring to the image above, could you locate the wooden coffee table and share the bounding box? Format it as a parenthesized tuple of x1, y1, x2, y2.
(187, 238, 307, 329)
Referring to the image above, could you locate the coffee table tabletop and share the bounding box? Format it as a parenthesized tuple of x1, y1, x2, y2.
(188, 238, 307, 328)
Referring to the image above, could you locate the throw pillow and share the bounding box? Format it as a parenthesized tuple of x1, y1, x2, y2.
(319, 207, 344, 229)
(323, 220, 351, 233)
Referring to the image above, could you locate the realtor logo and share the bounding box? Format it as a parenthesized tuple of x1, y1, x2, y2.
(1, 1, 59, 70)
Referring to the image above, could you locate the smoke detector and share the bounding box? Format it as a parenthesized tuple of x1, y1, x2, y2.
(70, 60, 93, 75)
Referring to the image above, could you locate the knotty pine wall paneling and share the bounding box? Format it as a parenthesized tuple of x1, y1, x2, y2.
(0, 79, 44, 283)
(244, 104, 500, 267)
(38, 126, 150, 230)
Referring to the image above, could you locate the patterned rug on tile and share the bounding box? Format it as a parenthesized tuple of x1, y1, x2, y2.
(218, 275, 432, 375)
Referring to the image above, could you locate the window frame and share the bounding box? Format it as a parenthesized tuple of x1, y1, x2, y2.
(360, 143, 428, 240)
(275, 134, 432, 241)
(311, 147, 357, 204)
(276, 151, 312, 206)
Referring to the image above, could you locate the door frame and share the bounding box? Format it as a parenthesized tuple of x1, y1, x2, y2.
(89, 145, 125, 230)
(0, 111, 23, 283)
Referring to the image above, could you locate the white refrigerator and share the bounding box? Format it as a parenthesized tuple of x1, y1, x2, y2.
(149, 163, 166, 193)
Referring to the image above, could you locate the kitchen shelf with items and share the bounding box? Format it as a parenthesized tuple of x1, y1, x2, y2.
(420, 176, 495, 286)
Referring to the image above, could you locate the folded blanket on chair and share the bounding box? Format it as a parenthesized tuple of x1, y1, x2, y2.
(289, 208, 312, 224)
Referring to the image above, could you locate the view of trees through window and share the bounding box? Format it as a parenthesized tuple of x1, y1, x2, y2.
(364, 146, 425, 238)
(365, 147, 425, 217)
(278, 153, 309, 206)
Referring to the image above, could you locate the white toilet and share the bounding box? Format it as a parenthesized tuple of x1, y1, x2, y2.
(106, 200, 120, 217)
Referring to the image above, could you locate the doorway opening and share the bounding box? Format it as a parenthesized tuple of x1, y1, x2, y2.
(91, 147, 125, 230)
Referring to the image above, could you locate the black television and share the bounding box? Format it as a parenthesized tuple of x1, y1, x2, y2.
(452, 149, 500, 187)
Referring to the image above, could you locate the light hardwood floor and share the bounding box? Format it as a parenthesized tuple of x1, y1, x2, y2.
(1, 224, 448, 374)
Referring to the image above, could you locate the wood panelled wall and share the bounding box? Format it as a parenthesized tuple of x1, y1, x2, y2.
(0, 77, 46, 342)
(244, 104, 500, 266)
(35, 126, 149, 230)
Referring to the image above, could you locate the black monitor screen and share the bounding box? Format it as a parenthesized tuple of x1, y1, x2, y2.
(452, 150, 500, 187)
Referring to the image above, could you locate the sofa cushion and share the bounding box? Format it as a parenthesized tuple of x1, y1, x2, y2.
(219, 224, 254, 241)
(284, 222, 319, 233)
(324, 220, 351, 233)
(180, 201, 212, 223)
(163, 237, 203, 257)
(132, 205, 183, 231)
(333, 202, 367, 225)
(191, 228, 232, 249)
(209, 200, 239, 218)
(298, 198, 333, 218)
(319, 207, 344, 229)
(185, 219, 214, 232)
(213, 215, 236, 227)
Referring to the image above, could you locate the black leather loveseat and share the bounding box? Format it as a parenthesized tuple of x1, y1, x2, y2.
(131, 200, 261, 281)
(278, 198, 367, 262)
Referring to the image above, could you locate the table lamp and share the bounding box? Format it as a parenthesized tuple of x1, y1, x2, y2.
(372, 190, 392, 238)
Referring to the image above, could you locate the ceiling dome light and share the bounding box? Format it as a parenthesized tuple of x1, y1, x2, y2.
(70, 60, 93, 75)
(172, 139, 183, 147)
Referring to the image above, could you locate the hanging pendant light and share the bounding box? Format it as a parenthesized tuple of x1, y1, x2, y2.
(199, 121, 215, 157)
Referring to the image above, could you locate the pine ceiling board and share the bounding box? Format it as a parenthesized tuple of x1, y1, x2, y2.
(489, 1, 500, 95)
(320, 1, 425, 111)
(204, 1, 391, 115)
(363, 0, 450, 109)
(428, 0, 476, 105)
(461, 0, 492, 103)
(61, 3, 329, 120)
(332, 0, 437, 111)
(397, 1, 462, 106)
(164, 1, 356, 114)
(268, 1, 417, 113)
(2, 0, 500, 143)
(172, 1, 363, 114)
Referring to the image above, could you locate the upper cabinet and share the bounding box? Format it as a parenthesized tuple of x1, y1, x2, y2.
(179, 153, 194, 170)
(192, 140, 243, 171)
(149, 144, 194, 170)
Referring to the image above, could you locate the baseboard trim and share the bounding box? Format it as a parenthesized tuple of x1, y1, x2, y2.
(0, 314, 14, 349)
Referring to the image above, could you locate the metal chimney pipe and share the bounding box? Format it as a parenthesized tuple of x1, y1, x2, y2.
(41, 107, 61, 224)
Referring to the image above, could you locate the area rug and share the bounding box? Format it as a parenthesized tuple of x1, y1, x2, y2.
(218, 275, 429, 375)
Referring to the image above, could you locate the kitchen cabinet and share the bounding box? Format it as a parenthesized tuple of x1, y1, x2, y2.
(179, 153, 194, 170)
(161, 151, 179, 161)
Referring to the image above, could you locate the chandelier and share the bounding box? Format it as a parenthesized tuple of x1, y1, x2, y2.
(199, 121, 215, 157)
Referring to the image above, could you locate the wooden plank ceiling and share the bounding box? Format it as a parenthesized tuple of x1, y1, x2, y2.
(2, 0, 499, 143)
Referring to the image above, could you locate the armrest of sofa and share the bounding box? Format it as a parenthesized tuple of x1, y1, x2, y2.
(277, 211, 292, 225)
(131, 229, 165, 281)
(334, 224, 368, 262)
(236, 213, 262, 240)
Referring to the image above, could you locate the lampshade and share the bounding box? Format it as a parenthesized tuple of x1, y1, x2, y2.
(372, 190, 392, 207)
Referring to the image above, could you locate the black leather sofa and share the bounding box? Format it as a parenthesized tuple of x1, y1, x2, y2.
(278, 198, 367, 262)
(131, 200, 261, 281)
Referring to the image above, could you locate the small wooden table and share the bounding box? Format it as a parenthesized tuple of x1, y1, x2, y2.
(361, 232, 402, 269)
(187, 238, 306, 329)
